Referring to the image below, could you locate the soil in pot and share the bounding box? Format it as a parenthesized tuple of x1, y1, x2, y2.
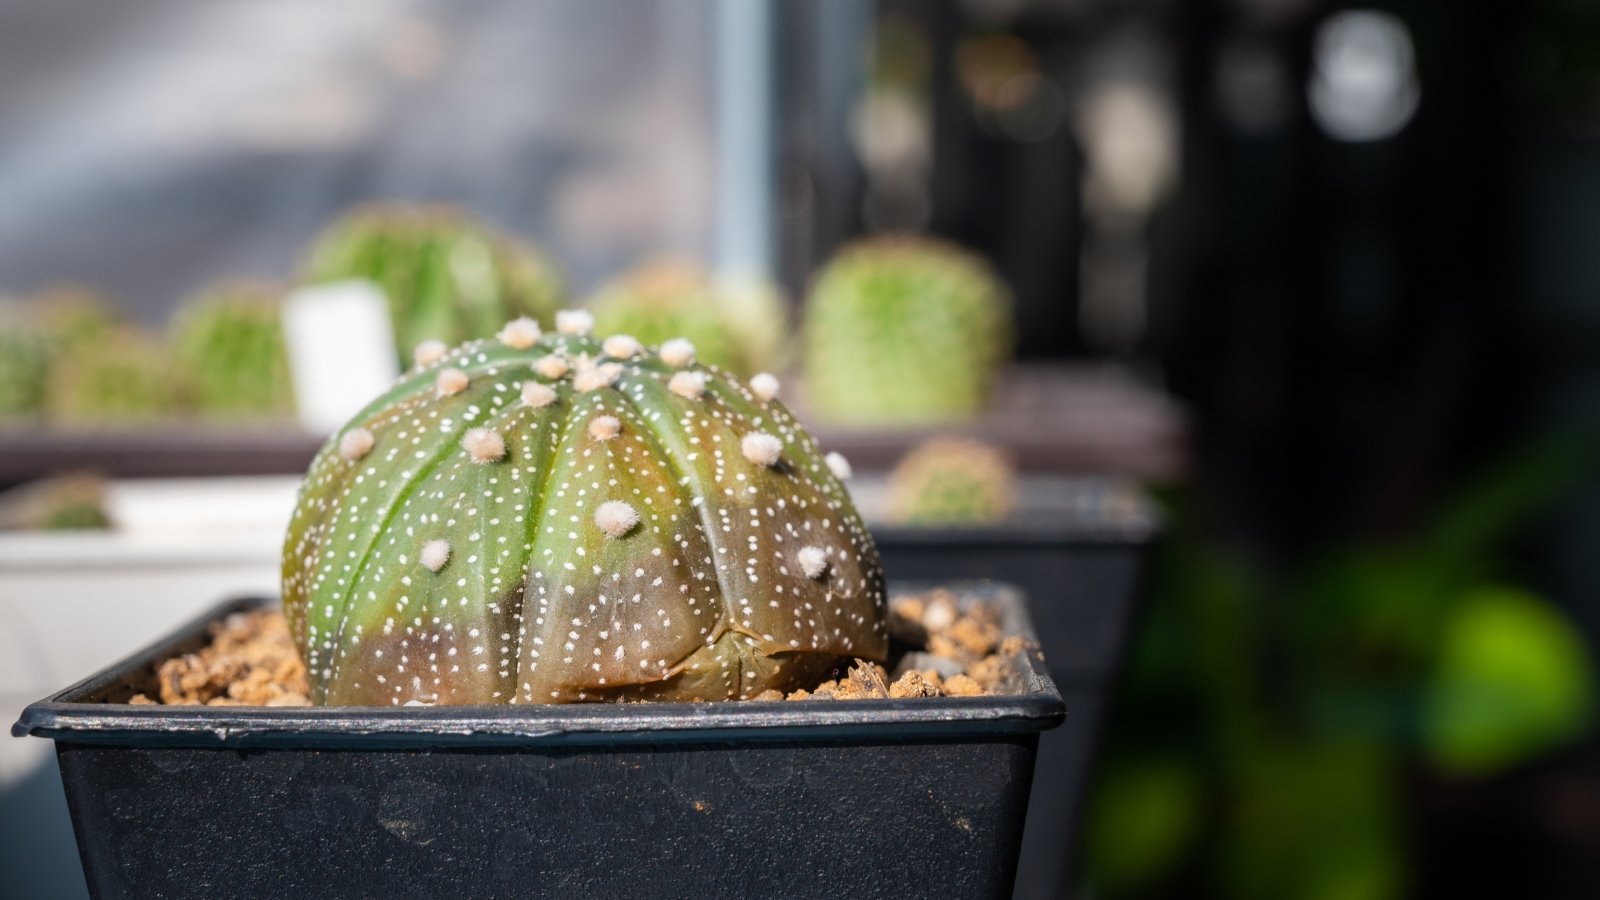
(127, 586, 1037, 706)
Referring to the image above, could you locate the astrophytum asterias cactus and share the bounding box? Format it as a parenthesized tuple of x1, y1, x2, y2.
(283, 314, 885, 705)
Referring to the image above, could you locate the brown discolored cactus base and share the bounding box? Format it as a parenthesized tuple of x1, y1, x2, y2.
(124, 588, 1030, 707)
(14, 583, 1060, 900)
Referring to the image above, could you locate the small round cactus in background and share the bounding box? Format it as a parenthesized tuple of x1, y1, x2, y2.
(887, 438, 1017, 526)
(300, 203, 564, 363)
(0, 473, 111, 531)
(47, 327, 188, 425)
(0, 302, 53, 418)
(586, 260, 790, 379)
(170, 282, 296, 419)
(283, 317, 886, 705)
(803, 236, 1012, 424)
(0, 288, 123, 420)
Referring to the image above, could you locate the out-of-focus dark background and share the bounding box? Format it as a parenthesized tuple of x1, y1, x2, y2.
(3, 1, 1599, 898)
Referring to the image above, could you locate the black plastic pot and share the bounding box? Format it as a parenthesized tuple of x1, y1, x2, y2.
(14, 583, 1061, 900)
(870, 479, 1159, 900)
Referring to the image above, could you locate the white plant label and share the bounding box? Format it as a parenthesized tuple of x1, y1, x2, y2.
(282, 280, 399, 435)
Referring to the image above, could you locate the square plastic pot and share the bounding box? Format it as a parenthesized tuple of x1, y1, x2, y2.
(870, 479, 1158, 899)
(13, 583, 1062, 899)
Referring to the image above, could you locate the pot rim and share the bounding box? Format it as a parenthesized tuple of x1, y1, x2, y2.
(13, 581, 1065, 749)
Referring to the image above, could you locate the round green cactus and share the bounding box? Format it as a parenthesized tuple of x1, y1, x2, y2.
(170, 282, 295, 419)
(283, 313, 885, 705)
(301, 203, 564, 363)
(887, 438, 1017, 526)
(47, 327, 187, 425)
(803, 237, 1012, 424)
(587, 261, 789, 379)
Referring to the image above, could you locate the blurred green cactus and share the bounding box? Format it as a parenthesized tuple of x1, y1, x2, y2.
(803, 236, 1012, 424)
(47, 327, 187, 424)
(170, 282, 295, 418)
(587, 260, 789, 379)
(283, 314, 885, 705)
(301, 203, 563, 362)
(32, 286, 121, 359)
(0, 302, 53, 417)
(0, 287, 123, 419)
(886, 438, 1017, 525)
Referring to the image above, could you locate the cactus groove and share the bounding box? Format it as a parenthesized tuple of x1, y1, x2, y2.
(283, 323, 885, 705)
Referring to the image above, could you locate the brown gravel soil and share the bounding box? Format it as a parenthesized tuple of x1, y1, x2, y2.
(126, 587, 1038, 706)
(130, 609, 310, 707)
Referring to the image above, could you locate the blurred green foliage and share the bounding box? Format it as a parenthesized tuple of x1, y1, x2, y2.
(1084, 435, 1598, 899)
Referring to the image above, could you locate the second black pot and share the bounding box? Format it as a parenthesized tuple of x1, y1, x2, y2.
(871, 477, 1158, 899)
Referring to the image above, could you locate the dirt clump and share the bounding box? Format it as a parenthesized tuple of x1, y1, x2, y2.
(778, 588, 1036, 701)
(130, 609, 310, 707)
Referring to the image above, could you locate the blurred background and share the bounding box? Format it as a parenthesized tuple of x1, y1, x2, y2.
(3, 0, 1599, 898)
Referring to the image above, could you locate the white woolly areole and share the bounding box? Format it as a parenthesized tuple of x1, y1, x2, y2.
(556, 309, 594, 335)
(825, 451, 853, 480)
(338, 427, 375, 461)
(413, 339, 447, 368)
(462, 427, 506, 463)
(588, 415, 621, 440)
(659, 338, 695, 367)
(521, 381, 556, 409)
(745, 369, 777, 400)
(534, 354, 568, 379)
(668, 370, 706, 399)
(594, 500, 639, 538)
(602, 334, 642, 359)
(741, 431, 783, 467)
(749, 372, 780, 402)
(421, 539, 451, 572)
(436, 367, 469, 397)
(497, 316, 542, 349)
(574, 362, 621, 392)
(797, 545, 829, 580)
